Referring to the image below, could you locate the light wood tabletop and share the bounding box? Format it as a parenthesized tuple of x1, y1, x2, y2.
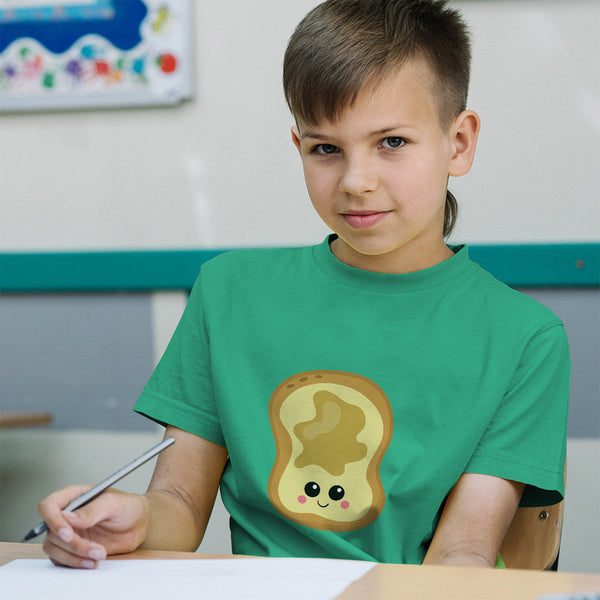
(1, 542, 599, 600)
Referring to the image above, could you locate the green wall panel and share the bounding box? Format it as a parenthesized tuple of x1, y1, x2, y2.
(1, 244, 598, 292)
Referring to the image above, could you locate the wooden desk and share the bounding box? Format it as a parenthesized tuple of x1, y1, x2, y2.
(1, 542, 599, 599)
(0, 411, 52, 429)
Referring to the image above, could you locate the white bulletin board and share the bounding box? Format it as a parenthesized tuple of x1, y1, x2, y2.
(0, 0, 193, 111)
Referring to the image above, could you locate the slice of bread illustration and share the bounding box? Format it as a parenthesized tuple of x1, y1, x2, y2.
(268, 371, 393, 531)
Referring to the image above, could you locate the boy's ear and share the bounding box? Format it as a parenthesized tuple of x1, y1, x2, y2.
(291, 125, 303, 156)
(448, 110, 480, 177)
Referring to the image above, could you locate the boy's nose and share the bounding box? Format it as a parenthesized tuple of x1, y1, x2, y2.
(338, 158, 379, 197)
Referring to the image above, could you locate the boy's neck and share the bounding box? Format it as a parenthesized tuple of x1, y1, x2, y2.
(329, 236, 455, 274)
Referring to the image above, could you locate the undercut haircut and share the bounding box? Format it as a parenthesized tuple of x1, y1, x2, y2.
(283, 0, 473, 237)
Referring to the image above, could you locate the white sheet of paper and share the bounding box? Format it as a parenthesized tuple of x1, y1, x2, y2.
(0, 557, 375, 600)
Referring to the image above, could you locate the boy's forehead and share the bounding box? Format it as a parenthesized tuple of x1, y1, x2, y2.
(297, 58, 440, 133)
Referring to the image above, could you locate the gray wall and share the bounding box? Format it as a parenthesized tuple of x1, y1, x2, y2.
(0, 293, 155, 431)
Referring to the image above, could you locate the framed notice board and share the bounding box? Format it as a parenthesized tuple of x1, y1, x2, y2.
(0, 0, 193, 111)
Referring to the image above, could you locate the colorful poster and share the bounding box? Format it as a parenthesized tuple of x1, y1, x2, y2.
(0, 0, 193, 111)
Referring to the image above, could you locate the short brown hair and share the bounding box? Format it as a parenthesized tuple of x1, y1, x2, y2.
(283, 0, 472, 237)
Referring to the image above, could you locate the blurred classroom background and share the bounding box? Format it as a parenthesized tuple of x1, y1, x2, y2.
(0, 0, 598, 573)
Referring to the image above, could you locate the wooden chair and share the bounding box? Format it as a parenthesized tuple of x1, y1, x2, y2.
(500, 463, 566, 570)
(500, 499, 565, 569)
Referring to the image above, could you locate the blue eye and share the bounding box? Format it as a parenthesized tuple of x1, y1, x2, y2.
(382, 137, 406, 149)
(313, 143, 338, 155)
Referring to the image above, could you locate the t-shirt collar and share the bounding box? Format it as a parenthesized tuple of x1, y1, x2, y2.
(311, 234, 472, 293)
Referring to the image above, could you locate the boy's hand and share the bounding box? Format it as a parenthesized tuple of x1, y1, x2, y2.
(39, 485, 149, 569)
(38, 426, 228, 568)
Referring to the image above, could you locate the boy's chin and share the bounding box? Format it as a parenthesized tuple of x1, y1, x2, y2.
(331, 234, 452, 273)
(330, 236, 400, 268)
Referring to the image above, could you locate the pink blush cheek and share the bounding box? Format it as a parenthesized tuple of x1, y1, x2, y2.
(298, 495, 307, 504)
(340, 501, 350, 510)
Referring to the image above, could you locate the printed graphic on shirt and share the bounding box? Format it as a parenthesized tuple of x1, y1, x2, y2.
(268, 371, 393, 531)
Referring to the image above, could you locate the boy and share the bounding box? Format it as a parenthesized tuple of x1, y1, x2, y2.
(39, 0, 569, 569)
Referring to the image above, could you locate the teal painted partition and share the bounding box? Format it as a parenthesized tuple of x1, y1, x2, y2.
(0, 244, 598, 292)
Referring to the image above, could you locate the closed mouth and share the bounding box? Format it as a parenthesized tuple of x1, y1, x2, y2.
(317, 501, 330, 508)
(341, 211, 390, 229)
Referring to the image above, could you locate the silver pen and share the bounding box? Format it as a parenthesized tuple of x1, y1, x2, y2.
(21, 436, 175, 542)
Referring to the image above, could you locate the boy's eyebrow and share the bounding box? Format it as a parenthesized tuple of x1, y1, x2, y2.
(300, 125, 415, 140)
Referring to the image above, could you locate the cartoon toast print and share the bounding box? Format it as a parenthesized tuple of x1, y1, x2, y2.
(268, 371, 393, 531)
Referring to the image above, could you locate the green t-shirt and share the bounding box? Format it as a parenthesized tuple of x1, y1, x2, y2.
(135, 236, 569, 564)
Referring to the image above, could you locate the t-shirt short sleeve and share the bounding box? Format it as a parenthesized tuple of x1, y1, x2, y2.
(134, 272, 225, 447)
(465, 323, 570, 507)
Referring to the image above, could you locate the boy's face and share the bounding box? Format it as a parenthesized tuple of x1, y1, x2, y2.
(292, 59, 478, 274)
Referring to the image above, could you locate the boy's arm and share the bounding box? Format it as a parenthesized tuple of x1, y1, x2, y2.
(422, 473, 524, 568)
(141, 425, 228, 551)
(40, 426, 227, 568)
